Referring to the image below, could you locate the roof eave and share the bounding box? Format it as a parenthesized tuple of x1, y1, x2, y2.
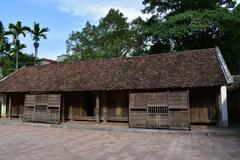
(0, 66, 26, 83)
(215, 47, 234, 85)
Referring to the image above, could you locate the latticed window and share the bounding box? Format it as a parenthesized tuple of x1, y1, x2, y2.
(147, 106, 168, 115)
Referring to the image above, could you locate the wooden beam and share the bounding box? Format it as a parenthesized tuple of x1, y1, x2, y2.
(70, 104, 73, 121)
(103, 92, 107, 123)
(96, 93, 100, 123)
(61, 94, 65, 123)
(8, 96, 11, 120)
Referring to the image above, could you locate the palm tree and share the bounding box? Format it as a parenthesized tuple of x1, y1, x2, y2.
(8, 21, 30, 70)
(0, 21, 11, 55)
(10, 40, 26, 68)
(30, 22, 49, 65)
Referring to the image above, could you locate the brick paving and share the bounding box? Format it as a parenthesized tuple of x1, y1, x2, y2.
(0, 124, 240, 160)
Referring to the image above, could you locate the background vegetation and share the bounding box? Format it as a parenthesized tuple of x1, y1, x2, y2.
(0, 21, 48, 77)
(1, 0, 240, 77)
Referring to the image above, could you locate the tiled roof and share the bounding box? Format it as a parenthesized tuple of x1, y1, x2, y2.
(0, 48, 227, 92)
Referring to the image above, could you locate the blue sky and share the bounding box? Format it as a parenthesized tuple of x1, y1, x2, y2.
(0, 0, 149, 60)
(0, 0, 239, 60)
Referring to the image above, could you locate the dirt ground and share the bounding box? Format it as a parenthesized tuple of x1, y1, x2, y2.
(0, 124, 239, 160)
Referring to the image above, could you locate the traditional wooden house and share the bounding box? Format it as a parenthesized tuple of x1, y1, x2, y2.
(0, 47, 233, 129)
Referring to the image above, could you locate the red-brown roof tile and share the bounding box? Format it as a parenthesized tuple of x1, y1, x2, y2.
(0, 48, 227, 92)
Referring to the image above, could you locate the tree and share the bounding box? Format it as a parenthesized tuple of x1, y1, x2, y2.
(66, 22, 99, 60)
(10, 40, 26, 61)
(142, 0, 236, 18)
(128, 17, 149, 56)
(0, 52, 35, 77)
(29, 22, 49, 65)
(6, 40, 27, 75)
(142, 0, 240, 74)
(97, 9, 132, 58)
(8, 21, 30, 70)
(66, 9, 144, 60)
(0, 21, 11, 56)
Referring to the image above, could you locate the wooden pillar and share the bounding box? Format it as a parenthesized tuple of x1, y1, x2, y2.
(0, 94, 7, 118)
(103, 93, 107, 123)
(219, 86, 228, 128)
(96, 93, 100, 123)
(70, 105, 73, 121)
(61, 95, 65, 123)
(8, 96, 12, 120)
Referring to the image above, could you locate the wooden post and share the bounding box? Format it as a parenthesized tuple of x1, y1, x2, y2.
(96, 93, 100, 123)
(103, 92, 107, 123)
(70, 105, 73, 121)
(187, 90, 191, 131)
(61, 95, 65, 123)
(219, 86, 228, 128)
(8, 96, 12, 120)
(0, 94, 7, 118)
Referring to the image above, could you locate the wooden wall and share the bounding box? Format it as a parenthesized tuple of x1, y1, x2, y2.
(23, 94, 61, 123)
(228, 91, 240, 125)
(62, 91, 129, 122)
(189, 87, 219, 123)
(129, 91, 190, 129)
(63, 92, 95, 120)
(8, 93, 25, 117)
(105, 91, 128, 121)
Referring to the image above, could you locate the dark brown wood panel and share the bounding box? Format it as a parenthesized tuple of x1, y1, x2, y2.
(129, 91, 190, 129)
(23, 94, 61, 123)
(189, 87, 218, 123)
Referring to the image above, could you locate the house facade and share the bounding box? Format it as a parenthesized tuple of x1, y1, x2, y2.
(0, 47, 233, 129)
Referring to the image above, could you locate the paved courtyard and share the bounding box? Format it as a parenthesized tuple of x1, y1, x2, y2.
(0, 124, 240, 160)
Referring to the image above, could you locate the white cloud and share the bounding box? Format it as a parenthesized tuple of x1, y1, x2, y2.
(31, 0, 151, 22)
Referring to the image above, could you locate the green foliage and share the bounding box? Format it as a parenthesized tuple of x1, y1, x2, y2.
(0, 21, 11, 55)
(10, 40, 26, 56)
(142, 0, 236, 17)
(62, 54, 80, 63)
(147, 8, 234, 49)
(8, 21, 30, 41)
(130, 17, 149, 56)
(0, 53, 35, 77)
(29, 22, 49, 64)
(66, 9, 146, 60)
(0, 20, 49, 77)
(30, 22, 49, 42)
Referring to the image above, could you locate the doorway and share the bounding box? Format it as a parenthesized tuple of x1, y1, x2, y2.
(83, 92, 95, 117)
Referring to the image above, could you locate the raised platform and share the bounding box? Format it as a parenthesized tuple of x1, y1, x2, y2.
(0, 118, 240, 136)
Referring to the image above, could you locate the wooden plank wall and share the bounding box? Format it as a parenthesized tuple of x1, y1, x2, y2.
(8, 93, 25, 117)
(23, 94, 61, 123)
(63, 92, 95, 121)
(62, 91, 129, 122)
(106, 91, 128, 122)
(228, 91, 240, 124)
(129, 91, 190, 129)
(189, 87, 218, 123)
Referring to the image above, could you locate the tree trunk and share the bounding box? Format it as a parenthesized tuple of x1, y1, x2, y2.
(15, 36, 19, 71)
(16, 52, 18, 70)
(34, 46, 38, 65)
(34, 42, 39, 66)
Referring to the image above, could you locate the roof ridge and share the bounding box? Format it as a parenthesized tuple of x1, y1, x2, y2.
(24, 48, 216, 69)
